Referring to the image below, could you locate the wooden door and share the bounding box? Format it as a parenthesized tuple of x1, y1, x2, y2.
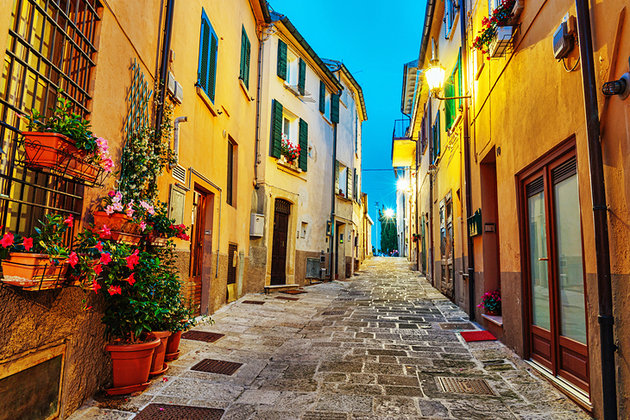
(190, 189, 209, 316)
(270, 199, 290, 285)
(522, 151, 589, 392)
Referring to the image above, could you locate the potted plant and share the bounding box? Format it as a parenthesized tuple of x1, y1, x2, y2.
(140, 202, 190, 246)
(472, 0, 517, 58)
(21, 93, 114, 183)
(478, 290, 502, 316)
(280, 135, 301, 164)
(165, 310, 196, 362)
(0, 213, 74, 290)
(92, 190, 142, 245)
(412, 233, 420, 243)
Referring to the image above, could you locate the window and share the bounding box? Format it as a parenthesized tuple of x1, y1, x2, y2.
(226, 138, 237, 207)
(432, 111, 441, 163)
(198, 10, 218, 102)
(335, 162, 348, 197)
(319, 81, 326, 113)
(488, 0, 500, 13)
(445, 54, 462, 130)
(325, 91, 331, 120)
(445, 0, 458, 38)
(286, 50, 298, 86)
(239, 26, 251, 89)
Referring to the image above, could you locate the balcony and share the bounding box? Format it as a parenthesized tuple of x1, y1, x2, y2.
(391, 119, 415, 168)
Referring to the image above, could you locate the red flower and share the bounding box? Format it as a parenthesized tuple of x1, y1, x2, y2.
(63, 215, 74, 226)
(95, 241, 104, 252)
(125, 249, 140, 270)
(107, 285, 122, 295)
(93, 264, 103, 275)
(22, 237, 33, 251)
(126, 273, 135, 286)
(100, 225, 111, 239)
(92, 281, 101, 294)
(68, 251, 79, 268)
(0, 232, 14, 248)
(99, 252, 112, 265)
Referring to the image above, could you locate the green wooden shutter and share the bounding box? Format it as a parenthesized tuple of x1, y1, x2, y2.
(298, 58, 306, 95)
(208, 31, 218, 101)
(347, 167, 352, 199)
(271, 100, 283, 158)
(198, 17, 210, 93)
(239, 28, 246, 81)
(331, 93, 340, 123)
(335, 161, 340, 193)
(244, 35, 251, 88)
(436, 111, 441, 157)
(445, 76, 454, 129)
(319, 81, 326, 113)
(240, 27, 251, 89)
(277, 39, 287, 80)
(298, 119, 308, 171)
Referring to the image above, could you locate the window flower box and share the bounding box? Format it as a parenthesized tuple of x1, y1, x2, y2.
(92, 211, 142, 245)
(1, 252, 68, 291)
(505, 0, 524, 26)
(488, 26, 514, 58)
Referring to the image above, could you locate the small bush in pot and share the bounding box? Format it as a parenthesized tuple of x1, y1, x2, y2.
(478, 290, 502, 315)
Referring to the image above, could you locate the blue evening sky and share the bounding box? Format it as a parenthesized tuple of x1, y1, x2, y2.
(267, 0, 426, 247)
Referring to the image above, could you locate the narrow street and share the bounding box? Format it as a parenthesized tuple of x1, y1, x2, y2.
(72, 258, 590, 420)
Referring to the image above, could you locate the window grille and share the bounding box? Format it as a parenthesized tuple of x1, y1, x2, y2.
(0, 0, 100, 240)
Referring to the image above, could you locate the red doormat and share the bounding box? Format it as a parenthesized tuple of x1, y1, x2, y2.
(460, 330, 497, 342)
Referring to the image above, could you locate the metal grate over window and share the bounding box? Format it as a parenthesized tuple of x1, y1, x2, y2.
(0, 0, 100, 239)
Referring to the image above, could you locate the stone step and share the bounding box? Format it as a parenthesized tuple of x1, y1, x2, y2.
(263, 283, 300, 294)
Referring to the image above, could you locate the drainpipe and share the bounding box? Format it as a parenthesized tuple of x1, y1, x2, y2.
(171, 116, 187, 167)
(329, 107, 339, 280)
(459, 0, 475, 321)
(574, 1, 617, 418)
(415, 133, 420, 271)
(155, 0, 175, 130)
(428, 101, 435, 285)
(254, 24, 273, 188)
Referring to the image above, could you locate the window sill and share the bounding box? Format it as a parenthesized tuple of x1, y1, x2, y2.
(336, 194, 352, 202)
(239, 78, 254, 102)
(196, 85, 218, 116)
(481, 313, 503, 327)
(276, 158, 306, 179)
(322, 115, 333, 126)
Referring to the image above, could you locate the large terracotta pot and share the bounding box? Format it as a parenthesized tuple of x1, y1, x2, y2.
(149, 331, 171, 376)
(1, 252, 68, 290)
(165, 330, 182, 362)
(23, 132, 99, 183)
(92, 212, 142, 244)
(105, 336, 160, 395)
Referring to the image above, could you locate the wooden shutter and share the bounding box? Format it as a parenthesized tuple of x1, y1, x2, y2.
(445, 76, 454, 129)
(239, 28, 246, 81)
(277, 39, 287, 80)
(240, 28, 251, 89)
(435, 111, 441, 157)
(319, 81, 326, 113)
(331, 93, 340, 123)
(244, 35, 251, 88)
(271, 100, 283, 158)
(347, 167, 352, 199)
(353, 168, 358, 200)
(208, 30, 218, 101)
(198, 16, 210, 93)
(298, 58, 306, 95)
(298, 119, 308, 171)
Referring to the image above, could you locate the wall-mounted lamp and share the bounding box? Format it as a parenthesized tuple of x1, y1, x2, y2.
(602, 73, 630, 99)
(424, 59, 471, 101)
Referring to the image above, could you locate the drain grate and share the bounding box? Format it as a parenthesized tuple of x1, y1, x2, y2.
(181, 331, 225, 343)
(282, 289, 306, 294)
(439, 322, 476, 330)
(242, 300, 265, 305)
(191, 359, 243, 375)
(435, 376, 495, 395)
(275, 296, 299, 301)
(134, 404, 224, 420)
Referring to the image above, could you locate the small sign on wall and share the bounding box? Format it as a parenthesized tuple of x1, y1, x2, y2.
(467, 209, 482, 237)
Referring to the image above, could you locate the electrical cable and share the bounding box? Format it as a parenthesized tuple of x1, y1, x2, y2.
(562, 55, 581, 72)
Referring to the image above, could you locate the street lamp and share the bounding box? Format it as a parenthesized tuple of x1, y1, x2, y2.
(424, 58, 471, 101)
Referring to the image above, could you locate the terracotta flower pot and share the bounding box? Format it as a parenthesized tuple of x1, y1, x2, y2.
(23, 132, 99, 183)
(105, 336, 160, 395)
(93, 211, 131, 231)
(165, 330, 182, 362)
(149, 331, 171, 376)
(1, 252, 68, 290)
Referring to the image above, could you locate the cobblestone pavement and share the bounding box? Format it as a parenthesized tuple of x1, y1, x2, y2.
(71, 257, 591, 419)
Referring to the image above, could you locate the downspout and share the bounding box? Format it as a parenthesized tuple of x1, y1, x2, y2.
(254, 24, 273, 187)
(574, 1, 617, 418)
(155, 0, 175, 130)
(415, 132, 420, 271)
(460, 0, 475, 321)
(428, 100, 435, 285)
(329, 102, 339, 280)
(171, 116, 187, 167)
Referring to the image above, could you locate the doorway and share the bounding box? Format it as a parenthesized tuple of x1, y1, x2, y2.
(335, 222, 345, 279)
(480, 150, 501, 299)
(227, 243, 238, 302)
(439, 193, 455, 300)
(270, 199, 291, 285)
(520, 149, 588, 392)
(190, 187, 213, 316)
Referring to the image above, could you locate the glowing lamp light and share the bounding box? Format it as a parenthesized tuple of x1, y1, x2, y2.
(384, 208, 395, 219)
(397, 178, 410, 192)
(425, 60, 446, 93)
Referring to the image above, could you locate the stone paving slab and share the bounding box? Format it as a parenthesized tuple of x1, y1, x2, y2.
(69, 258, 591, 419)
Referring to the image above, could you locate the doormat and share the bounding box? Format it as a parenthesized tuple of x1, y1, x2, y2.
(191, 358, 243, 375)
(181, 331, 225, 343)
(460, 330, 497, 342)
(282, 289, 306, 294)
(242, 300, 265, 305)
(134, 403, 224, 420)
(275, 296, 299, 301)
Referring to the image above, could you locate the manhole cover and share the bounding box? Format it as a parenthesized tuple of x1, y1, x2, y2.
(134, 404, 224, 420)
(191, 359, 242, 375)
(321, 311, 345, 315)
(243, 300, 265, 305)
(282, 289, 306, 294)
(275, 296, 299, 301)
(435, 376, 495, 395)
(439, 322, 476, 330)
(181, 331, 225, 343)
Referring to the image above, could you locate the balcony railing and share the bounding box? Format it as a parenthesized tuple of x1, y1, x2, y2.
(392, 119, 411, 140)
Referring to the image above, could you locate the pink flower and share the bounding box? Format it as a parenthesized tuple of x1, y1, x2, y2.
(140, 201, 155, 215)
(140, 221, 147, 232)
(100, 225, 111, 238)
(101, 158, 114, 172)
(126, 249, 140, 270)
(99, 252, 112, 265)
(22, 237, 33, 251)
(104, 205, 114, 215)
(1, 232, 14, 248)
(125, 203, 134, 218)
(113, 191, 123, 203)
(126, 273, 135, 286)
(93, 264, 103, 275)
(108, 190, 116, 198)
(112, 202, 123, 212)
(107, 285, 122, 295)
(64, 215, 74, 226)
(68, 251, 78, 268)
(95, 241, 104, 252)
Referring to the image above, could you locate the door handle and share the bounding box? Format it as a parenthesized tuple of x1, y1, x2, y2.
(538, 257, 549, 261)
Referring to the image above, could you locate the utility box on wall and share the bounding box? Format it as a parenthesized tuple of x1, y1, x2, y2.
(250, 213, 264, 237)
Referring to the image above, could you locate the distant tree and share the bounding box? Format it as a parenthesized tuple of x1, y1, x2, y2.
(379, 209, 397, 255)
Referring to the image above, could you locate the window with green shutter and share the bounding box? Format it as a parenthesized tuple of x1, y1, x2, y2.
(432, 110, 441, 164)
(331, 93, 340, 123)
(444, 54, 461, 130)
(298, 58, 306, 95)
(319, 81, 326, 113)
(277, 39, 287, 80)
(298, 119, 308, 171)
(197, 10, 218, 102)
(271, 100, 283, 158)
(239, 26, 251, 89)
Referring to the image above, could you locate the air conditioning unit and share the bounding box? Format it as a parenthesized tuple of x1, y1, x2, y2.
(250, 213, 264, 237)
(168, 72, 184, 104)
